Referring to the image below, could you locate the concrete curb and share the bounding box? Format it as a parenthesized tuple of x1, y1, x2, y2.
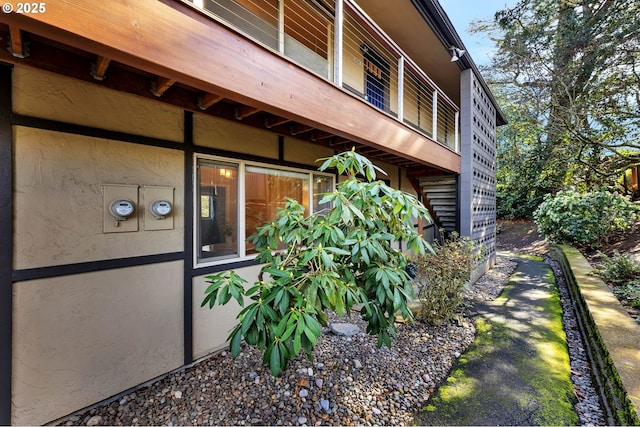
(554, 244, 640, 425)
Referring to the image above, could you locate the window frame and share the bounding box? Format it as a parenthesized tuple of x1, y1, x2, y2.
(194, 154, 335, 269)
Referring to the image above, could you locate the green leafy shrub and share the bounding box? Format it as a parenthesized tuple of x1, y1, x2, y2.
(594, 250, 640, 286)
(201, 150, 434, 375)
(533, 188, 639, 248)
(611, 284, 640, 309)
(411, 233, 478, 325)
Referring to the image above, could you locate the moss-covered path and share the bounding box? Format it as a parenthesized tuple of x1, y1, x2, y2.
(414, 254, 579, 426)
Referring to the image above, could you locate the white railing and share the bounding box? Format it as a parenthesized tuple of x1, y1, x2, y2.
(184, 0, 460, 152)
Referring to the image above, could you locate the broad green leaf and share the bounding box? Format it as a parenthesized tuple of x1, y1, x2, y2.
(229, 326, 242, 358)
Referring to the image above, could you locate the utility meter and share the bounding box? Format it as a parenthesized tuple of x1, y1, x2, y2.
(150, 200, 172, 219)
(109, 199, 135, 220)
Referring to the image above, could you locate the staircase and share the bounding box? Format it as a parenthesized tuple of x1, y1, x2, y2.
(418, 176, 457, 234)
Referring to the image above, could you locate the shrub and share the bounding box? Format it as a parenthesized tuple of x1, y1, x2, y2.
(411, 233, 478, 325)
(533, 188, 639, 248)
(594, 250, 640, 286)
(201, 150, 434, 375)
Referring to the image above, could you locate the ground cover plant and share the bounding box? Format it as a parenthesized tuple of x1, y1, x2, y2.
(594, 250, 640, 318)
(201, 150, 434, 375)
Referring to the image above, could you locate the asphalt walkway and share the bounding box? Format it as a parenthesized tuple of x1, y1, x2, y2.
(414, 253, 579, 426)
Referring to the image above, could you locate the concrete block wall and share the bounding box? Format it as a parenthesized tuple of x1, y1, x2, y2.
(459, 69, 497, 281)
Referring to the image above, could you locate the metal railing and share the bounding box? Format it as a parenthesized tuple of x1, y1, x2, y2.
(184, 0, 460, 152)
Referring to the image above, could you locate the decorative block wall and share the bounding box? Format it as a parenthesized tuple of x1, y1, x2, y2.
(459, 69, 497, 282)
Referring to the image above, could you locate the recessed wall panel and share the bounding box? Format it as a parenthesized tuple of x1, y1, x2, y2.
(12, 262, 184, 426)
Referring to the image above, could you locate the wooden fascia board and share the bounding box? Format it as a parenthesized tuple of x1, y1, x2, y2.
(0, 0, 460, 172)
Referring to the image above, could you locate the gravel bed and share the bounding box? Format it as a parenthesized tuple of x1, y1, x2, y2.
(57, 257, 515, 427)
(57, 253, 607, 426)
(546, 255, 607, 426)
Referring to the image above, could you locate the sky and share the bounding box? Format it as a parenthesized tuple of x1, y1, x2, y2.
(438, 0, 519, 66)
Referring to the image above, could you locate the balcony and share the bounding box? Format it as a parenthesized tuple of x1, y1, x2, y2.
(0, 0, 461, 172)
(185, 0, 460, 153)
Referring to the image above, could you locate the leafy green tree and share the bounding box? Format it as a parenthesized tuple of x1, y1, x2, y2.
(201, 150, 433, 375)
(474, 0, 640, 217)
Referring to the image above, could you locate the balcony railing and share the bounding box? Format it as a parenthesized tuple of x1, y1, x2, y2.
(185, 0, 460, 152)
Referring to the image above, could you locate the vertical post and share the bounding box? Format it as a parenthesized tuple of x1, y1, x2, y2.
(183, 111, 194, 365)
(278, 0, 285, 55)
(454, 110, 459, 152)
(0, 63, 13, 426)
(397, 57, 404, 122)
(333, 0, 343, 87)
(432, 90, 438, 141)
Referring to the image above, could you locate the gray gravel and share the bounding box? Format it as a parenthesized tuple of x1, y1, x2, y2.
(57, 253, 606, 426)
(546, 255, 607, 426)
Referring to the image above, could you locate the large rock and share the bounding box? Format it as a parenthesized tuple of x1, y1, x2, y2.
(329, 323, 361, 336)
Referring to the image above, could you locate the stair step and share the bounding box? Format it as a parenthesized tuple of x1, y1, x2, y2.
(421, 186, 455, 193)
(424, 194, 455, 201)
(430, 201, 456, 208)
(418, 178, 457, 185)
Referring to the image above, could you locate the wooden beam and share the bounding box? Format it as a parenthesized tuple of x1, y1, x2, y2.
(234, 105, 260, 120)
(359, 147, 384, 155)
(151, 76, 176, 97)
(8, 27, 26, 58)
(290, 123, 314, 136)
(264, 116, 291, 129)
(311, 131, 333, 141)
(91, 55, 111, 80)
(198, 92, 223, 110)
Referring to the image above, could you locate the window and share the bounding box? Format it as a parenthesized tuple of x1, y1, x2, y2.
(313, 174, 333, 214)
(197, 160, 240, 261)
(196, 156, 334, 265)
(245, 166, 309, 254)
(362, 44, 389, 111)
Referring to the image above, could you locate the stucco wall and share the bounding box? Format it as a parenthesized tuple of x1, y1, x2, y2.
(11, 67, 186, 425)
(284, 136, 334, 166)
(192, 264, 264, 359)
(13, 126, 184, 270)
(194, 113, 279, 158)
(9, 63, 421, 426)
(12, 66, 184, 142)
(12, 262, 184, 426)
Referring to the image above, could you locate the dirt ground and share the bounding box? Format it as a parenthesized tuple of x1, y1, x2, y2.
(496, 219, 640, 259)
(495, 219, 549, 255)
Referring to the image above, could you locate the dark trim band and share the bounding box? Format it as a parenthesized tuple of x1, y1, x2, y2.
(12, 252, 184, 282)
(12, 114, 185, 151)
(193, 258, 261, 277)
(183, 111, 195, 365)
(13, 113, 325, 174)
(0, 63, 13, 425)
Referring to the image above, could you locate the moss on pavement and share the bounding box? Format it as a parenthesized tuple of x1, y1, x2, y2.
(414, 255, 579, 426)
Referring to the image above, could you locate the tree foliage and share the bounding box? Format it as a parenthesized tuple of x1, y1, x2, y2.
(475, 0, 640, 217)
(201, 150, 433, 375)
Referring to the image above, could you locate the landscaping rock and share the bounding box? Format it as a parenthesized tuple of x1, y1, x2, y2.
(329, 323, 360, 336)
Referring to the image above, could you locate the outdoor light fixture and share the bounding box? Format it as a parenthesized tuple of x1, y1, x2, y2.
(450, 47, 466, 62)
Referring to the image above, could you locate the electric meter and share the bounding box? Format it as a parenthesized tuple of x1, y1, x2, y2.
(109, 199, 135, 220)
(150, 200, 172, 219)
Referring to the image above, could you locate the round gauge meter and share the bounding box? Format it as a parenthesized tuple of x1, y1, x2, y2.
(109, 199, 135, 219)
(151, 200, 172, 218)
